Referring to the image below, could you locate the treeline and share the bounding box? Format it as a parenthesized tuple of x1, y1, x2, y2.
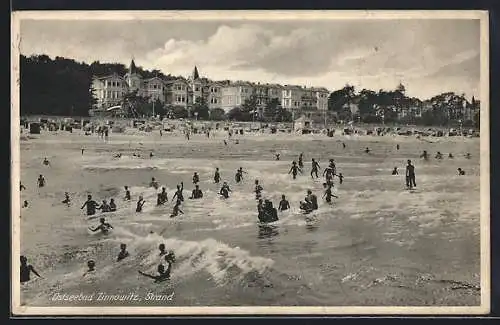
(19, 54, 177, 117)
(327, 84, 480, 128)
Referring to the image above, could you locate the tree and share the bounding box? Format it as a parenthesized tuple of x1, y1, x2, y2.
(192, 96, 210, 120)
(263, 98, 281, 122)
(169, 105, 188, 119)
(209, 108, 226, 121)
(328, 84, 355, 112)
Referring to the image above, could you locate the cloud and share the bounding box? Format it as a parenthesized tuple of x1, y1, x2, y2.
(19, 19, 481, 99)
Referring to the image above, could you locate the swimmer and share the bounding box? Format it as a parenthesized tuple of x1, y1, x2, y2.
(37, 175, 46, 188)
(20, 255, 41, 283)
(62, 192, 71, 206)
(192, 172, 200, 184)
(20, 182, 26, 191)
(257, 199, 264, 220)
(171, 182, 184, 204)
(254, 180, 263, 200)
(311, 159, 321, 179)
(158, 244, 167, 256)
(435, 152, 443, 159)
(158, 187, 168, 205)
(420, 150, 429, 160)
(338, 173, 344, 184)
(323, 183, 337, 204)
(405, 159, 416, 190)
(150, 151, 154, 158)
(124, 186, 131, 201)
(342, 142, 346, 149)
(117, 243, 129, 262)
(149, 177, 159, 190)
(23, 200, 28, 208)
(138, 263, 172, 283)
(458, 168, 466, 176)
(109, 198, 116, 212)
(214, 168, 221, 184)
(396, 144, 400, 151)
(98, 200, 111, 213)
(83, 260, 96, 277)
(89, 217, 113, 234)
(275, 153, 280, 161)
(136, 196, 146, 212)
(219, 182, 231, 199)
(392, 167, 399, 175)
(465, 153, 471, 159)
(306, 189, 319, 210)
(81, 195, 98, 216)
(81, 147, 85, 155)
(190, 185, 203, 199)
(278, 195, 290, 212)
(169, 201, 184, 218)
(42, 157, 50, 166)
(288, 161, 302, 180)
(448, 153, 454, 159)
(364, 147, 371, 154)
(224, 140, 228, 146)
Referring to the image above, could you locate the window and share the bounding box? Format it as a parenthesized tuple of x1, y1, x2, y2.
(176, 95, 186, 103)
(195, 86, 200, 92)
(210, 98, 218, 104)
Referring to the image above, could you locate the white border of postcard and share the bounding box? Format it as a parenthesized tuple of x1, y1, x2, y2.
(10, 10, 490, 316)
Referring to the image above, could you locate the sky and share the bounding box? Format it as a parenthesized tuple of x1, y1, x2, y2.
(19, 18, 481, 100)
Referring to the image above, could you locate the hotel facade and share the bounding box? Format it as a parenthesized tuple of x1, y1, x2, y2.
(91, 60, 331, 115)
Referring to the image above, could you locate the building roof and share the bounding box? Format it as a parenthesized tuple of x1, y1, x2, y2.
(92, 73, 126, 81)
(192, 66, 200, 80)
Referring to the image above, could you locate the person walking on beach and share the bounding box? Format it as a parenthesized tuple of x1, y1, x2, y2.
(81, 147, 85, 155)
(405, 160, 416, 190)
(20, 255, 42, 283)
(37, 175, 46, 188)
(289, 161, 302, 180)
(311, 158, 321, 179)
(136, 196, 146, 212)
(214, 168, 221, 184)
(81, 195, 98, 216)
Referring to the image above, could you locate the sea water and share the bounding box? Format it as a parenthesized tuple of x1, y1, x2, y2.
(19, 131, 481, 306)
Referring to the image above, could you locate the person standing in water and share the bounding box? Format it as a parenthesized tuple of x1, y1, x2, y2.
(298, 153, 304, 169)
(169, 201, 184, 218)
(275, 153, 280, 161)
(81, 195, 98, 216)
(81, 147, 85, 155)
(189, 185, 203, 199)
(342, 142, 346, 149)
(37, 175, 46, 188)
(306, 189, 319, 210)
(20, 182, 26, 191)
(192, 172, 200, 185)
(20, 255, 41, 283)
(42, 157, 50, 166)
(149, 177, 159, 190)
(279, 195, 290, 212)
(172, 182, 184, 204)
(392, 167, 399, 175)
(289, 161, 302, 180)
(457, 168, 466, 175)
(109, 199, 117, 212)
(396, 144, 400, 151)
(124, 186, 131, 201)
(89, 217, 113, 234)
(214, 168, 221, 184)
(159, 187, 168, 204)
(254, 180, 263, 200)
(98, 200, 111, 213)
(338, 173, 344, 184)
(136, 196, 146, 212)
(158, 244, 167, 256)
(405, 160, 416, 190)
(323, 183, 338, 204)
(138, 263, 172, 283)
(420, 150, 429, 161)
(220, 182, 231, 199)
(311, 158, 321, 179)
(117, 244, 129, 262)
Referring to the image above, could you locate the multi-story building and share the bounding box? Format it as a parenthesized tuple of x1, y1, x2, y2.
(91, 60, 331, 115)
(91, 73, 128, 109)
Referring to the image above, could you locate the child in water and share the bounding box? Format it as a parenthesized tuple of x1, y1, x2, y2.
(214, 168, 221, 184)
(117, 244, 129, 262)
(89, 218, 113, 234)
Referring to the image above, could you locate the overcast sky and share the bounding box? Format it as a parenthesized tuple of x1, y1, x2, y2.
(19, 18, 480, 100)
